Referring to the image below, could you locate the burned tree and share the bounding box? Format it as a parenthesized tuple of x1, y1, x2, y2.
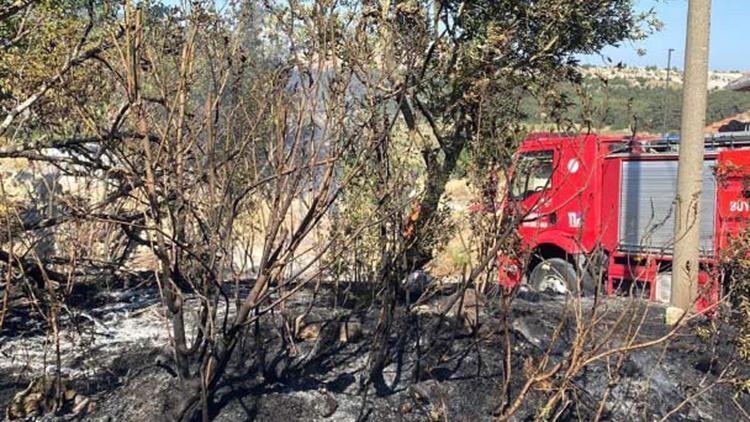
(6, 2, 738, 422)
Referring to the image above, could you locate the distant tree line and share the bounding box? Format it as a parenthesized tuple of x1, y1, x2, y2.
(520, 77, 750, 133)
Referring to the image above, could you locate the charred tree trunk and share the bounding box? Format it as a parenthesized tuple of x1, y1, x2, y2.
(400, 98, 472, 269)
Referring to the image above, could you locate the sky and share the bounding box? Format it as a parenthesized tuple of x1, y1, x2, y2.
(579, 0, 750, 71)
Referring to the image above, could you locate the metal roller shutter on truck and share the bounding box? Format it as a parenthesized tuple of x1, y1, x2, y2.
(618, 159, 716, 254)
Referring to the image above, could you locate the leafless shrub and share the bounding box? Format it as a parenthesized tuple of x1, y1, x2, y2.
(7, 1, 722, 422)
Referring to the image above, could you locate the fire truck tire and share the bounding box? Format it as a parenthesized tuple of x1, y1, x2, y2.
(529, 258, 594, 296)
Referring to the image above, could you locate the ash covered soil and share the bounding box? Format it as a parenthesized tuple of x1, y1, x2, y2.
(1, 281, 749, 421)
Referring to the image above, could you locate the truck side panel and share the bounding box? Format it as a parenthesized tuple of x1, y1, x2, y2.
(716, 150, 750, 251)
(599, 158, 622, 254)
(618, 159, 717, 255)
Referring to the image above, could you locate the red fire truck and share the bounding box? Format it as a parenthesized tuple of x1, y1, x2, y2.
(500, 131, 750, 313)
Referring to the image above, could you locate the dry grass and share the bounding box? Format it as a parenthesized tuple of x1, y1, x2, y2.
(429, 218, 475, 279)
(444, 179, 474, 206)
(431, 178, 479, 279)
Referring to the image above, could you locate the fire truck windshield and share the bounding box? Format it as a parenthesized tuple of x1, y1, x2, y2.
(510, 150, 553, 199)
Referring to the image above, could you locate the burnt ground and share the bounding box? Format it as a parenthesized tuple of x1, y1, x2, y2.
(1, 280, 749, 421)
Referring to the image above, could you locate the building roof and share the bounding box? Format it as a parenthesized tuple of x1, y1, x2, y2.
(727, 73, 750, 92)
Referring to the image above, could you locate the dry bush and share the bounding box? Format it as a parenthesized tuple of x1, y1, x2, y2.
(1, 1, 679, 421)
(722, 234, 750, 360)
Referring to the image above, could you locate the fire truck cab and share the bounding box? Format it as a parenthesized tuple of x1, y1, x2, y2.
(504, 131, 750, 312)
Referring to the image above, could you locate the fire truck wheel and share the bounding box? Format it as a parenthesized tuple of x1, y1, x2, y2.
(529, 258, 594, 296)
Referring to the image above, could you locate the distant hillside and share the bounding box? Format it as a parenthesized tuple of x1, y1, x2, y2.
(579, 65, 743, 91)
(520, 66, 750, 134)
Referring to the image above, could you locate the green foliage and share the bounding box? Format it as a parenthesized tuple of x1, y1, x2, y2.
(1, 0, 119, 139)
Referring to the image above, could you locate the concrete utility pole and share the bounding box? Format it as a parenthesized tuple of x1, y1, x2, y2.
(668, 0, 712, 325)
